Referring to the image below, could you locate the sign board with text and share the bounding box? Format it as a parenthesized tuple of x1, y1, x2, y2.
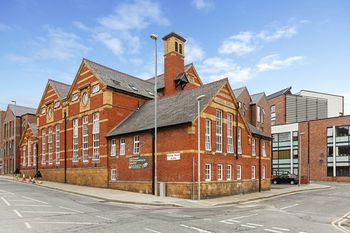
(128, 156, 149, 170)
(167, 153, 180, 161)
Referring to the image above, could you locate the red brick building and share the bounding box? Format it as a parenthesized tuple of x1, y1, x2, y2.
(20, 32, 271, 199)
(0, 110, 5, 174)
(19, 122, 38, 177)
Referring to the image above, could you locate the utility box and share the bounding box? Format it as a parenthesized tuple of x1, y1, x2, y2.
(159, 182, 166, 197)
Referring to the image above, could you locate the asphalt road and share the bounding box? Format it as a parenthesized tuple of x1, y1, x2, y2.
(0, 178, 349, 233)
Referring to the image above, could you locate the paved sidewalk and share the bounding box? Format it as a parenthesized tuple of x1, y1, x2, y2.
(0, 175, 331, 208)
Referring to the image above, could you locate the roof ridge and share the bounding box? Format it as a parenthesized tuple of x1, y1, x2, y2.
(9, 104, 36, 109)
(48, 79, 71, 87)
(146, 63, 193, 81)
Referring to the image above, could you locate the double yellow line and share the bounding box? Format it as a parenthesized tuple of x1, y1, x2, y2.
(332, 211, 350, 233)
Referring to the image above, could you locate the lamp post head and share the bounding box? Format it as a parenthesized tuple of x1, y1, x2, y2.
(197, 95, 206, 101)
(150, 34, 158, 40)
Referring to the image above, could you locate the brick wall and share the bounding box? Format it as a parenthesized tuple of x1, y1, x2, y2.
(268, 95, 286, 125)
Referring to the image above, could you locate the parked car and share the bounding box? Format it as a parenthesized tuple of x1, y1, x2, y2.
(271, 173, 299, 185)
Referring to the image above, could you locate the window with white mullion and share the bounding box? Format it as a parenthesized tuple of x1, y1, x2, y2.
(226, 165, 232, 180)
(252, 138, 256, 156)
(216, 110, 222, 152)
(205, 164, 211, 181)
(238, 127, 242, 155)
(205, 119, 211, 151)
(133, 135, 140, 155)
(227, 113, 234, 153)
(257, 106, 261, 123)
(48, 127, 53, 164)
(218, 164, 223, 181)
(33, 143, 37, 167)
(120, 138, 125, 156)
(92, 113, 100, 161)
(73, 119, 79, 162)
(111, 139, 116, 157)
(82, 116, 89, 162)
(262, 140, 266, 157)
(22, 147, 26, 167)
(55, 125, 60, 164)
(28, 140, 31, 166)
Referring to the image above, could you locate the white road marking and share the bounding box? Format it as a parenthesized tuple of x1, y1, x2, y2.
(246, 223, 264, 227)
(96, 215, 115, 222)
(22, 196, 49, 204)
(331, 211, 350, 233)
(272, 227, 290, 231)
(264, 229, 283, 233)
(280, 203, 299, 210)
(0, 189, 15, 195)
(21, 211, 74, 214)
(14, 204, 52, 207)
(1, 197, 11, 206)
(144, 228, 162, 233)
(24, 222, 32, 229)
(240, 224, 256, 229)
(230, 213, 258, 220)
(59, 206, 84, 214)
(180, 224, 212, 233)
(219, 219, 241, 224)
(13, 209, 23, 218)
(38, 222, 99, 225)
(7, 200, 34, 202)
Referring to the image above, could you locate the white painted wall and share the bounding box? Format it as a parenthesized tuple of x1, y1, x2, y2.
(272, 123, 298, 134)
(298, 90, 344, 117)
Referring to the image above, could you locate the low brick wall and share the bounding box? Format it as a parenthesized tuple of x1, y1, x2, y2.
(109, 181, 152, 194)
(21, 169, 36, 178)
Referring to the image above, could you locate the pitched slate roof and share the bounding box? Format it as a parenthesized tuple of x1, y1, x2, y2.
(250, 92, 265, 105)
(233, 86, 247, 98)
(9, 104, 36, 117)
(266, 87, 292, 100)
(49, 79, 71, 99)
(146, 64, 192, 89)
(84, 59, 155, 99)
(107, 78, 228, 137)
(249, 124, 271, 139)
(28, 123, 38, 137)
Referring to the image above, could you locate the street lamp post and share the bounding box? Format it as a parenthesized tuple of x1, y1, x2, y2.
(150, 34, 158, 196)
(197, 95, 205, 200)
(299, 132, 305, 186)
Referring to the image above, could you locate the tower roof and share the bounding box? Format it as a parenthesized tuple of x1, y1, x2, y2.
(162, 32, 186, 42)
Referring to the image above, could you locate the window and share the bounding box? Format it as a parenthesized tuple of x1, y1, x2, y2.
(237, 165, 242, 180)
(218, 164, 223, 181)
(93, 113, 100, 160)
(252, 165, 256, 180)
(73, 119, 78, 162)
(271, 105, 276, 125)
(41, 129, 46, 165)
(205, 164, 211, 181)
(226, 165, 232, 180)
(111, 169, 117, 181)
(238, 102, 242, 108)
(252, 138, 256, 156)
(179, 44, 183, 54)
(33, 143, 37, 167)
(55, 125, 60, 164)
(54, 101, 60, 109)
(238, 128, 242, 155)
(41, 107, 46, 115)
(216, 110, 223, 152)
(72, 92, 79, 102)
(262, 140, 266, 157)
(82, 92, 89, 106)
(262, 165, 266, 180)
(82, 116, 89, 162)
(120, 138, 125, 156)
(22, 147, 26, 167)
(28, 141, 31, 167)
(111, 139, 116, 157)
(257, 106, 261, 123)
(133, 135, 140, 155)
(227, 113, 234, 153)
(205, 119, 211, 151)
(48, 127, 53, 165)
(92, 84, 100, 94)
(261, 108, 265, 123)
(175, 41, 178, 52)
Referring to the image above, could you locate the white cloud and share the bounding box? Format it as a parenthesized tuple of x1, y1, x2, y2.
(36, 27, 89, 60)
(192, 0, 214, 10)
(72, 21, 90, 32)
(219, 20, 307, 55)
(185, 39, 205, 63)
(94, 32, 124, 55)
(98, 0, 169, 31)
(219, 32, 255, 55)
(256, 54, 304, 72)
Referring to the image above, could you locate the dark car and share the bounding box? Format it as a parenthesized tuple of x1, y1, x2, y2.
(271, 173, 299, 185)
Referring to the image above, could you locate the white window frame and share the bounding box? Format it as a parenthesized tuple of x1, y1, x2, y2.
(218, 164, 223, 181)
(55, 125, 60, 164)
(133, 135, 140, 155)
(271, 105, 276, 125)
(28, 140, 31, 167)
(92, 112, 100, 161)
(111, 169, 117, 181)
(252, 165, 256, 180)
(252, 138, 256, 156)
(257, 106, 261, 123)
(73, 119, 79, 162)
(120, 138, 125, 156)
(262, 140, 266, 157)
(237, 165, 242, 180)
(205, 119, 211, 151)
(111, 139, 116, 157)
(238, 128, 242, 155)
(261, 108, 265, 123)
(226, 165, 232, 180)
(262, 165, 266, 180)
(82, 116, 89, 162)
(33, 143, 37, 167)
(48, 127, 53, 165)
(22, 147, 26, 167)
(205, 163, 212, 181)
(216, 109, 222, 153)
(92, 84, 100, 94)
(227, 113, 234, 153)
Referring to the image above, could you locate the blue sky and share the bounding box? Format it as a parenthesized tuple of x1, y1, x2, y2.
(1, 0, 350, 113)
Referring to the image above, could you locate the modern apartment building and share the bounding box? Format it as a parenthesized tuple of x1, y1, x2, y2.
(268, 87, 349, 182)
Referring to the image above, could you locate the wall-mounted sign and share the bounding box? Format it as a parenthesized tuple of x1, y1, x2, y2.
(167, 153, 180, 161)
(128, 156, 149, 170)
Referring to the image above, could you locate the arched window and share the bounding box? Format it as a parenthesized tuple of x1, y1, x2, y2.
(179, 44, 183, 54)
(175, 41, 178, 52)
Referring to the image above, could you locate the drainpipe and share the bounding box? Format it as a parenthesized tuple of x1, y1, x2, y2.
(13, 117, 17, 175)
(307, 121, 310, 184)
(64, 111, 67, 183)
(259, 137, 262, 192)
(36, 143, 39, 175)
(107, 137, 110, 188)
(152, 129, 155, 195)
(235, 108, 239, 159)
